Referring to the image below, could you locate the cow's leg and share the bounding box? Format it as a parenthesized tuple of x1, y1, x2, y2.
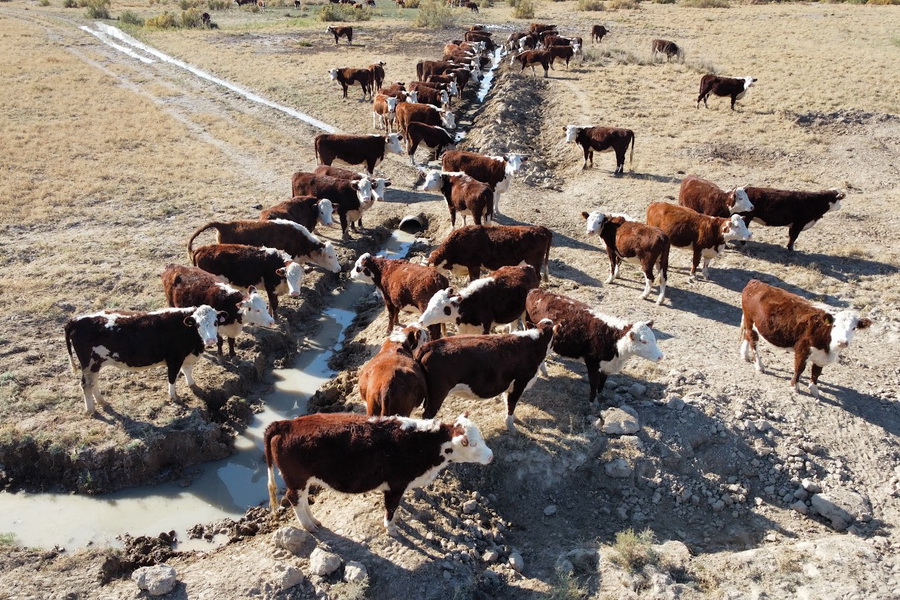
(640, 263, 653, 300)
(449, 208, 457, 228)
(467, 265, 480, 282)
(585, 356, 604, 404)
(582, 146, 590, 169)
(786, 223, 804, 251)
(268, 290, 280, 318)
(605, 248, 617, 284)
(588, 149, 594, 168)
(383, 488, 405, 535)
(689, 245, 702, 279)
(792, 345, 811, 393)
(655, 256, 667, 305)
(730, 94, 737, 110)
(386, 304, 399, 332)
(701, 257, 712, 280)
(740, 313, 754, 363)
(81, 368, 98, 415)
(342, 84, 348, 98)
(492, 189, 501, 214)
(287, 486, 321, 532)
(216, 334, 225, 357)
(372, 111, 380, 130)
(614, 147, 626, 175)
(339, 212, 350, 238)
(504, 376, 534, 433)
(809, 364, 824, 399)
(227, 336, 236, 358)
(427, 324, 442, 340)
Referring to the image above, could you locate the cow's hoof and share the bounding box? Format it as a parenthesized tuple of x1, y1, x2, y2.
(808, 383, 820, 399)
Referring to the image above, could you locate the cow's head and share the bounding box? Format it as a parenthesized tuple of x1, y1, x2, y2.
(743, 76, 758, 90)
(388, 323, 431, 353)
(416, 168, 443, 192)
(326, 26, 334, 33)
(350, 252, 376, 284)
(622, 321, 664, 363)
(371, 177, 391, 201)
(275, 261, 305, 297)
(312, 241, 341, 273)
(419, 288, 460, 327)
(186, 305, 220, 347)
(723, 214, 752, 242)
(828, 189, 845, 213)
(448, 413, 493, 465)
(827, 311, 872, 353)
(439, 89, 450, 108)
(316, 198, 335, 226)
(439, 109, 456, 130)
(502, 153, 527, 175)
(447, 81, 460, 97)
(582, 210, 606, 236)
(404, 90, 419, 103)
(384, 96, 399, 113)
(349, 176, 374, 206)
(385, 133, 404, 156)
(239, 287, 276, 328)
(564, 125, 582, 143)
(729, 187, 754, 214)
(328, 68, 340, 81)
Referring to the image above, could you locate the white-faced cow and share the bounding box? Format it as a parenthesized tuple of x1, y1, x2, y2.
(260, 196, 335, 233)
(646, 202, 751, 280)
(583, 211, 670, 305)
(265, 412, 493, 534)
(358, 324, 431, 417)
(314, 133, 404, 175)
(740, 279, 871, 398)
(372, 93, 399, 132)
(564, 125, 635, 175)
(404, 122, 456, 165)
(428, 224, 553, 283)
(739, 186, 844, 251)
(651, 39, 683, 62)
(440, 150, 527, 214)
(416, 169, 493, 228)
(65, 305, 221, 414)
(697, 75, 757, 110)
(313, 165, 392, 202)
(678, 175, 754, 218)
(408, 80, 459, 99)
(328, 67, 372, 99)
(326, 25, 352, 45)
(395, 102, 456, 138)
(416, 320, 556, 432)
(290, 172, 374, 237)
(525, 289, 663, 404)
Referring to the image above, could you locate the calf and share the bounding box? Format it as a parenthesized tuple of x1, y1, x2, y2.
(440, 150, 527, 214)
(260, 196, 335, 233)
(416, 60, 461, 82)
(372, 93, 399, 132)
(418, 264, 541, 335)
(359, 324, 430, 417)
(428, 224, 552, 282)
(291, 171, 374, 237)
(161, 264, 274, 357)
(351, 252, 449, 340)
(564, 125, 635, 175)
(591, 24, 608, 44)
(265, 412, 492, 534)
(518, 34, 539, 52)
(511, 50, 552, 77)
(408, 80, 459, 99)
(416, 320, 556, 432)
(583, 211, 670, 305)
(187, 219, 340, 273)
(739, 186, 844, 251)
(314, 132, 404, 175)
(526, 289, 663, 404)
(395, 102, 456, 138)
(697, 75, 757, 110)
(368, 61, 386, 89)
(416, 169, 493, 228)
(313, 164, 392, 201)
(740, 279, 871, 398)
(678, 175, 753, 218)
(651, 39, 683, 62)
(645, 202, 751, 280)
(326, 25, 352, 45)
(191, 244, 304, 317)
(548, 45, 575, 70)
(404, 122, 456, 165)
(65, 305, 220, 414)
(328, 67, 372, 99)
(413, 86, 450, 109)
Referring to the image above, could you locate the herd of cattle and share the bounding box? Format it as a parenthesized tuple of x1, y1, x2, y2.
(63, 19, 873, 536)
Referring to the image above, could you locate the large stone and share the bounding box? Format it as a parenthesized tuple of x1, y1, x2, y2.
(273, 526, 316, 557)
(309, 548, 342, 576)
(343, 561, 368, 583)
(561, 548, 600, 574)
(604, 458, 633, 478)
(654, 540, 691, 571)
(131, 564, 177, 596)
(272, 563, 305, 591)
(811, 490, 872, 530)
(601, 407, 640, 435)
(508, 550, 525, 572)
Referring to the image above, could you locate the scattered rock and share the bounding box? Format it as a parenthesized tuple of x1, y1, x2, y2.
(131, 564, 177, 596)
(811, 490, 872, 530)
(655, 541, 691, 570)
(273, 563, 304, 591)
(273, 526, 316, 557)
(601, 407, 640, 435)
(802, 479, 822, 494)
(629, 383, 647, 397)
(562, 548, 600, 574)
(791, 500, 809, 515)
(482, 549, 499, 563)
(309, 548, 342, 576)
(543, 505, 557, 516)
(666, 395, 685, 410)
(508, 550, 525, 572)
(605, 458, 633, 479)
(462, 499, 478, 514)
(343, 561, 368, 583)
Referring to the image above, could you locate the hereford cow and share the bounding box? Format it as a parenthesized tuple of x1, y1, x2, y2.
(313, 165, 392, 201)
(530, 23, 557, 34)
(564, 125, 635, 175)
(359, 324, 430, 417)
(418, 264, 541, 335)
(404, 122, 456, 165)
(265, 412, 492, 534)
(408, 80, 459, 99)
(583, 211, 670, 306)
(428, 224, 552, 282)
(161, 264, 274, 357)
(65, 305, 220, 414)
(191, 244, 304, 317)
(328, 67, 372, 99)
(548, 45, 575, 70)
(326, 25, 352, 45)
(525, 289, 663, 404)
(651, 39, 683, 62)
(395, 102, 456, 138)
(678, 175, 754, 218)
(187, 219, 340, 273)
(591, 24, 608, 44)
(517, 34, 539, 52)
(351, 253, 449, 340)
(739, 186, 844, 251)
(372, 94, 399, 132)
(314, 133, 404, 175)
(260, 196, 335, 233)
(368, 61, 386, 89)
(416, 169, 493, 228)
(697, 75, 757, 110)
(416, 60, 463, 82)
(290, 172, 373, 237)
(511, 50, 552, 77)
(463, 30, 495, 51)
(413, 86, 450, 109)
(645, 202, 751, 280)
(740, 279, 871, 398)
(416, 320, 556, 432)
(440, 150, 527, 214)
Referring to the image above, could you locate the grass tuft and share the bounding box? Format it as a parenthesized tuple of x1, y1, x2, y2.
(681, 0, 729, 7)
(511, 0, 538, 18)
(609, 528, 659, 573)
(319, 3, 373, 21)
(414, 0, 456, 27)
(83, 0, 111, 19)
(119, 10, 145, 25)
(0, 533, 17, 548)
(577, 0, 604, 10)
(607, 0, 639, 8)
(549, 568, 589, 599)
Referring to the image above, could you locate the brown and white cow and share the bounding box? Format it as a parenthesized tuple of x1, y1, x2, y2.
(314, 133, 404, 175)
(697, 75, 757, 110)
(265, 412, 492, 534)
(564, 125, 635, 174)
(440, 150, 527, 214)
(372, 93, 399, 132)
(416, 320, 556, 432)
(394, 102, 456, 138)
(260, 196, 335, 233)
(583, 211, 670, 305)
(412, 85, 450, 109)
(408, 80, 459, 99)
(328, 67, 372, 99)
(517, 33, 539, 52)
(418, 264, 541, 335)
(312, 165, 392, 202)
(463, 30, 495, 51)
(191, 244, 304, 317)
(404, 122, 456, 165)
(510, 50, 552, 77)
(591, 24, 608, 44)
(740, 279, 871, 398)
(678, 175, 754, 218)
(416, 169, 493, 228)
(290, 172, 374, 237)
(359, 324, 431, 417)
(646, 202, 751, 280)
(161, 264, 274, 357)
(187, 219, 341, 273)
(65, 305, 221, 414)
(428, 224, 553, 282)
(416, 60, 465, 82)
(326, 25, 352, 45)
(368, 61, 386, 89)
(739, 186, 844, 251)
(525, 289, 663, 404)
(351, 252, 449, 340)
(651, 39, 683, 62)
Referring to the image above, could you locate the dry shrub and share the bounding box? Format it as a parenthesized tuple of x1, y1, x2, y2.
(181, 7, 204, 27)
(145, 11, 179, 27)
(119, 9, 145, 24)
(179, 0, 204, 8)
(583, 44, 647, 65)
(207, 0, 230, 8)
(577, 0, 604, 9)
(63, 0, 78, 6)
(867, 0, 900, 4)
(610, 528, 660, 573)
(414, 0, 456, 27)
(83, 0, 111, 18)
(404, 0, 421, 7)
(607, 0, 639, 8)
(654, 0, 676, 3)
(681, 0, 729, 7)
(319, 3, 373, 20)
(513, 0, 538, 18)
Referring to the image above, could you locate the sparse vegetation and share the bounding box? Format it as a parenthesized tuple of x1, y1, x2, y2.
(82, 0, 111, 19)
(145, 11, 180, 28)
(549, 568, 590, 600)
(0, 533, 16, 548)
(583, 44, 648, 65)
(413, 0, 456, 28)
(119, 10, 145, 25)
(63, 0, 78, 7)
(681, 0, 729, 7)
(609, 529, 660, 573)
(654, 0, 677, 3)
(330, 579, 369, 600)
(512, 0, 537, 18)
(607, 0, 639, 8)
(207, 0, 230, 8)
(577, 0, 604, 10)
(319, 3, 373, 21)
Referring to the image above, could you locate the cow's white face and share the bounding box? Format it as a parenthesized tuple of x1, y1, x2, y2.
(743, 76, 757, 91)
(240, 288, 276, 327)
(314, 241, 341, 273)
(277, 261, 304, 297)
(504, 153, 527, 175)
(584, 211, 605, 235)
(385, 133, 404, 155)
(406, 90, 419, 103)
(188, 305, 220, 347)
(828, 192, 844, 213)
(731, 188, 753, 213)
(352, 177, 374, 204)
(385, 96, 398, 112)
(371, 178, 391, 201)
(351, 253, 375, 284)
(624, 321, 664, 363)
(317, 198, 335, 226)
(829, 312, 871, 352)
(440, 110, 456, 129)
(449, 414, 493, 465)
(448, 81, 459, 97)
(564, 126, 582, 143)
(419, 288, 460, 326)
(328, 68, 339, 81)
(389, 323, 431, 351)
(417, 169, 443, 192)
(723, 215, 752, 241)
(439, 90, 450, 106)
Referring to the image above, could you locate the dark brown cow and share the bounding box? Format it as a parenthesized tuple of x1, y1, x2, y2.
(394, 102, 456, 138)
(591, 24, 608, 44)
(548, 45, 575, 69)
(440, 150, 527, 214)
(697, 74, 757, 110)
(739, 186, 844, 251)
(465, 1, 478, 11)
(408, 80, 458, 99)
(651, 39, 683, 62)
(530, 23, 557, 34)
(187, 219, 341, 273)
(65, 305, 221, 414)
(464, 30, 495, 51)
(351, 252, 449, 340)
(326, 25, 352, 45)
(416, 60, 461, 81)
(328, 67, 372, 99)
(582, 211, 670, 305)
(412, 85, 450, 108)
(404, 122, 456, 165)
(525, 289, 664, 404)
(678, 175, 754, 218)
(265, 413, 493, 534)
(511, 50, 552, 77)
(428, 224, 552, 282)
(378, 82, 407, 97)
(359, 324, 430, 417)
(740, 279, 871, 398)
(260, 196, 335, 233)
(563, 125, 635, 174)
(416, 320, 556, 432)
(517, 33, 539, 51)
(313, 164, 392, 202)
(190, 244, 305, 317)
(645, 202, 751, 280)
(368, 61, 386, 89)
(416, 169, 493, 227)
(290, 172, 373, 237)
(161, 264, 274, 357)
(313, 132, 404, 175)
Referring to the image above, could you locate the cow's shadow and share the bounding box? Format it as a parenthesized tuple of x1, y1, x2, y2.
(736, 239, 899, 281)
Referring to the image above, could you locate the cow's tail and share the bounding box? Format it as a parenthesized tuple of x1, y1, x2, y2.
(658, 239, 669, 285)
(628, 132, 635, 168)
(186, 222, 220, 261)
(313, 135, 321, 166)
(64, 321, 79, 375)
(542, 231, 552, 282)
(264, 420, 288, 514)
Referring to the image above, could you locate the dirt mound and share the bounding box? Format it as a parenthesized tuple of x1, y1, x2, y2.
(794, 109, 899, 129)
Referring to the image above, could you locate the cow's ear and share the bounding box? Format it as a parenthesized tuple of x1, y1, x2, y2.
(351, 181, 360, 190)
(857, 317, 872, 330)
(248, 285, 257, 294)
(276, 267, 286, 277)
(645, 320, 654, 329)
(383, 179, 392, 188)
(823, 313, 835, 326)
(184, 317, 196, 327)
(581, 211, 589, 220)
(217, 311, 229, 324)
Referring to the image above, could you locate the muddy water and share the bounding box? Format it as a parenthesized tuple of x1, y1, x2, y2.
(0, 231, 415, 550)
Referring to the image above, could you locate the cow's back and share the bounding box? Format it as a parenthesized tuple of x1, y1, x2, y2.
(741, 279, 821, 348)
(525, 289, 594, 359)
(678, 176, 728, 218)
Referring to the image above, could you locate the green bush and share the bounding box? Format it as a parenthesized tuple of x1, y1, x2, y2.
(577, 0, 604, 9)
(83, 0, 111, 18)
(610, 529, 659, 573)
(119, 9, 145, 24)
(146, 11, 179, 28)
(512, 0, 536, 18)
(413, 0, 456, 27)
(319, 3, 372, 21)
(181, 7, 204, 27)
